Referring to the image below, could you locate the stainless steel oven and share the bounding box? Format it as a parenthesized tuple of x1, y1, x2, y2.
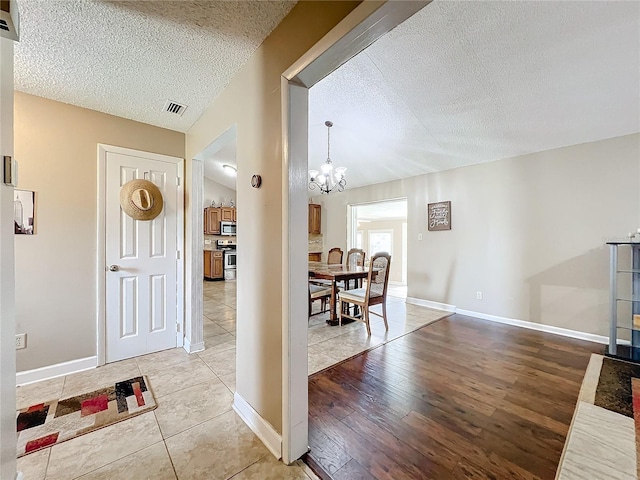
(217, 239, 237, 280)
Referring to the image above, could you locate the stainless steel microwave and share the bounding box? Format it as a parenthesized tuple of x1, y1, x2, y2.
(220, 221, 236, 236)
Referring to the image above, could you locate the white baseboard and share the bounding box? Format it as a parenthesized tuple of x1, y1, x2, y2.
(16, 472, 23, 480)
(233, 392, 282, 459)
(183, 337, 205, 354)
(406, 296, 456, 313)
(16, 356, 97, 386)
(455, 308, 611, 345)
(406, 295, 613, 345)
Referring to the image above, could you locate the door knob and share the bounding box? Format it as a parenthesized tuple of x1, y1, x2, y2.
(109, 265, 120, 272)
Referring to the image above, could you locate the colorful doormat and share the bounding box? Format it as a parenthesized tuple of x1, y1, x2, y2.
(16, 376, 156, 457)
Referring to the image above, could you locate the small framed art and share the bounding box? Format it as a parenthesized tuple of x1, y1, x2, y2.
(428, 201, 451, 231)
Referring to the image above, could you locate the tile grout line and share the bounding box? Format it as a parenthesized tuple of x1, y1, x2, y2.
(42, 445, 52, 479)
(159, 406, 235, 442)
(66, 437, 166, 480)
(161, 439, 180, 480)
(225, 453, 270, 479)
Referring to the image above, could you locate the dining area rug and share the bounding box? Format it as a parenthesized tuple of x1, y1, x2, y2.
(16, 376, 156, 457)
(556, 354, 639, 479)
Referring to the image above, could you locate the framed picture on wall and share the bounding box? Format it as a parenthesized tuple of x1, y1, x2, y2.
(14, 189, 35, 235)
(428, 201, 451, 231)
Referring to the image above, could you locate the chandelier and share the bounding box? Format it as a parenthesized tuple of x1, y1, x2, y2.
(308, 121, 346, 194)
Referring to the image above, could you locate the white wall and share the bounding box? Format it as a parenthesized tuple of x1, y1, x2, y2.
(317, 133, 640, 336)
(0, 35, 17, 479)
(204, 177, 235, 210)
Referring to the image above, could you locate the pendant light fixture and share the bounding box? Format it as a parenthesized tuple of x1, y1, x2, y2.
(308, 121, 346, 194)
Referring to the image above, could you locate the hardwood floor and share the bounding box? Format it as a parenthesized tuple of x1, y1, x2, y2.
(305, 313, 602, 480)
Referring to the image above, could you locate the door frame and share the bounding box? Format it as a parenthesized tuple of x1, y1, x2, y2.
(96, 144, 185, 366)
(280, 0, 430, 463)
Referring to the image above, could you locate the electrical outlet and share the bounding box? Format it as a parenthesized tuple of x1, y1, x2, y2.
(15, 333, 26, 350)
(476, 291, 483, 300)
(204, 239, 212, 245)
(418, 233, 423, 241)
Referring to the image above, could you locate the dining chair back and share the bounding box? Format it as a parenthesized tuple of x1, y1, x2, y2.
(338, 252, 392, 335)
(342, 248, 366, 294)
(327, 247, 343, 265)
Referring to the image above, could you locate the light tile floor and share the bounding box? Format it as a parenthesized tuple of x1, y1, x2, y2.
(16, 282, 314, 479)
(307, 283, 449, 375)
(16, 279, 449, 479)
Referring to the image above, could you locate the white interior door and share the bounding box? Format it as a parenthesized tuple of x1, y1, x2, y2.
(105, 150, 179, 363)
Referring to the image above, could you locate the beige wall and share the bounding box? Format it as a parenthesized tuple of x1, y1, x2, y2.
(317, 133, 640, 337)
(204, 177, 236, 210)
(186, 1, 360, 432)
(14, 92, 185, 371)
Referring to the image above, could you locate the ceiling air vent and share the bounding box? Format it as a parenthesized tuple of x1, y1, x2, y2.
(0, 2, 19, 42)
(163, 100, 187, 116)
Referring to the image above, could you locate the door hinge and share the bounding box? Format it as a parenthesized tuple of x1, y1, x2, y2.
(176, 323, 181, 333)
(176, 177, 181, 186)
(176, 250, 181, 260)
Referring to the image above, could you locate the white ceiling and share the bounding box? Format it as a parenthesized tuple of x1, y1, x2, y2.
(14, 0, 295, 132)
(204, 142, 237, 190)
(197, 125, 237, 191)
(309, 1, 640, 190)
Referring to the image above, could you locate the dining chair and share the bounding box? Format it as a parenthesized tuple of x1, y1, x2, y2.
(327, 247, 343, 264)
(344, 248, 366, 289)
(309, 282, 333, 317)
(339, 248, 366, 315)
(338, 252, 391, 335)
(311, 247, 344, 287)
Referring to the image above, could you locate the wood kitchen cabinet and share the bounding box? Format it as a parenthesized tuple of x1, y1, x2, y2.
(204, 207, 221, 234)
(204, 250, 224, 280)
(232, 208, 237, 222)
(309, 204, 321, 234)
(220, 207, 234, 222)
(309, 253, 321, 262)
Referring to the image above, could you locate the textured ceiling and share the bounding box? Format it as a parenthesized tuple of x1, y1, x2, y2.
(14, 0, 295, 132)
(309, 1, 640, 190)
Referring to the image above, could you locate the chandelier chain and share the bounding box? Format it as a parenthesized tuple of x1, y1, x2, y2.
(327, 123, 331, 162)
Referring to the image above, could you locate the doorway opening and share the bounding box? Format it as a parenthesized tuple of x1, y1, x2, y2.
(282, 2, 430, 462)
(192, 126, 238, 369)
(349, 198, 408, 298)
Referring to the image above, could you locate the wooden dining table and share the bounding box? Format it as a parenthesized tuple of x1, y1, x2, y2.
(308, 261, 368, 325)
